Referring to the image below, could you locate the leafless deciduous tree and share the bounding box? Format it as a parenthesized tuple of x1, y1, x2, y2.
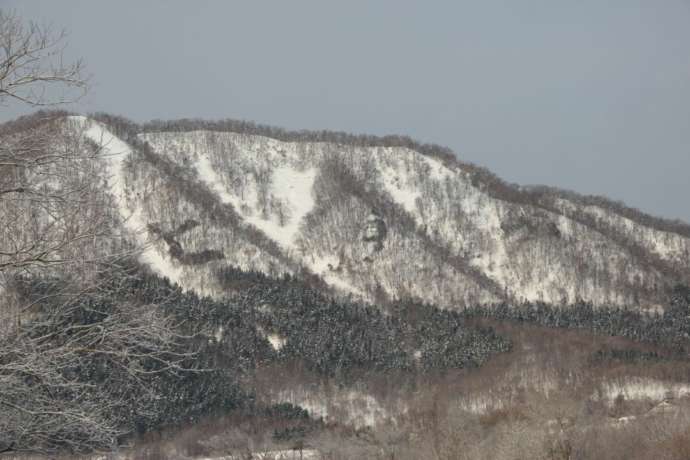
(0, 10, 86, 107)
(0, 283, 195, 454)
(0, 9, 97, 277)
(0, 11, 111, 341)
(0, 12, 213, 455)
(0, 120, 118, 276)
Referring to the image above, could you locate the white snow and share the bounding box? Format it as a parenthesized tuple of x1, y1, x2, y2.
(550, 198, 690, 264)
(597, 378, 690, 405)
(214, 325, 224, 342)
(195, 152, 238, 205)
(379, 165, 420, 216)
(267, 333, 287, 351)
(614, 415, 636, 424)
(272, 388, 395, 429)
(193, 152, 316, 250)
(419, 154, 452, 181)
(309, 253, 340, 273)
(583, 204, 688, 261)
(305, 254, 365, 298)
(70, 116, 183, 285)
(260, 165, 317, 248)
(321, 273, 366, 297)
(191, 148, 364, 298)
(458, 394, 507, 415)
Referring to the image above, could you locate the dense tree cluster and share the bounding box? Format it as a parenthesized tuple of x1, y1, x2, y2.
(464, 285, 690, 355)
(393, 301, 512, 370)
(217, 266, 511, 375)
(0, 261, 514, 454)
(1, 270, 251, 454)
(5, 263, 690, 453)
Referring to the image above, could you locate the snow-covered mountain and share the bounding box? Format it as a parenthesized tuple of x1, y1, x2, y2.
(46, 115, 690, 310)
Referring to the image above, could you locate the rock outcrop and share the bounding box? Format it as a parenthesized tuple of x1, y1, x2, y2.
(362, 210, 387, 258)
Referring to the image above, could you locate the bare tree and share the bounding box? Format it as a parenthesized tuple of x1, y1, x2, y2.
(0, 11, 216, 455)
(0, 9, 97, 276)
(0, 283, 196, 454)
(0, 10, 87, 107)
(0, 121, 118, 275)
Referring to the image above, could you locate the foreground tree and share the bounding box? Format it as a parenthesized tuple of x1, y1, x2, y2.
(0, 9, 96, 277)
(0, 278, 190, 453)
(0, 9, 86, 107)
(0, 11, 230, 455)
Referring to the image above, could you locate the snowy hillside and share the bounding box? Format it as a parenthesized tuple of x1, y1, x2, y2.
(53, 116, 690, 310)
(5, 113, 690, 458)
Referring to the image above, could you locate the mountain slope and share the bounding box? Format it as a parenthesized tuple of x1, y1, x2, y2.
(52, 115, 690, 310)
(4, 112, 690, 456)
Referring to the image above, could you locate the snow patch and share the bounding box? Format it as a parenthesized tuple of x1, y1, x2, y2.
(309, 253, 340, 273)
(597, 378, 690, 405)
(458, 394, 507, 415)
(419, 155, 452, 181)
(321, 273, 366, 298)
(379, 166, 420, 216)
(273, 388, 394, 429)
(193, 152, 316, 250)
(303, 254, 366, 298)
(267, 333, 287, 351)
(214, 325, 224, 343)
(263, 165, 317, 248)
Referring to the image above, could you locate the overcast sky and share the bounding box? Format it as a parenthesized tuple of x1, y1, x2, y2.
(3, 0, 690, 222)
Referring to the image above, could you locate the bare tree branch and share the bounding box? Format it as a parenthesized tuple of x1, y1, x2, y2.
(0, 11, 219, 455)
(0, 10, 87, 107)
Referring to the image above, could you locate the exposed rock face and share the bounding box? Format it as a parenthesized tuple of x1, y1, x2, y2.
(362, 211, 387, 257)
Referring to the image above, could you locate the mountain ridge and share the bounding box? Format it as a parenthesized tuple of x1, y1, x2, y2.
(12, 110, 690, 236)
(4, 111, 689, 311)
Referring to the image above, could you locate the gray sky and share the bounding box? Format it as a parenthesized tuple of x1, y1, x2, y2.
(4, 0, 690, 223)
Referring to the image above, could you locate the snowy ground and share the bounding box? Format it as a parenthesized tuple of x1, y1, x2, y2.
(193, 151, 317, 250)
(597, 377, 690, 405)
